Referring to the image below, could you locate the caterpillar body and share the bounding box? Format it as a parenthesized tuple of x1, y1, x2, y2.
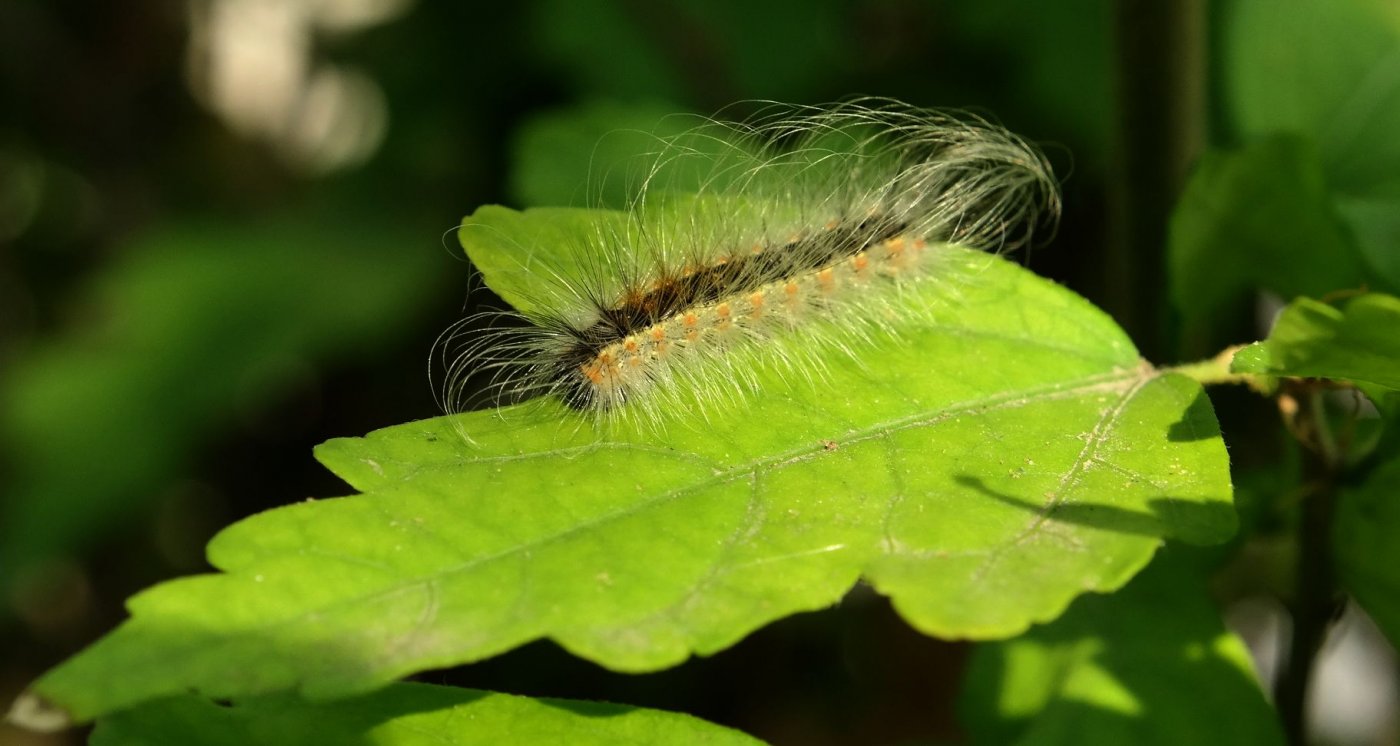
(438, 100, 1059, 430)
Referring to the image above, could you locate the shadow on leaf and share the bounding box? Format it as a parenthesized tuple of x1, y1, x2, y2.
(954, 474, 1237, 545)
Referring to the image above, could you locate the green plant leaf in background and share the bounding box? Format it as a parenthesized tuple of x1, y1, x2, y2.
(1166, 136, 1366, 346)
(89, 683, 763, 746)
(1335, 457, 1400, 650)
(508, 101, 692, 209)
(0, 216, 443, 607)
(505, 100, 767, 211)
(960, 554, 1284, 745)
(1224, 0, 1400, 192)
(532, 0, 847, 107)
(16, 206, 1236, 726)
(1230, 293, 1400, 393)
(1223, 0, 1400, 288)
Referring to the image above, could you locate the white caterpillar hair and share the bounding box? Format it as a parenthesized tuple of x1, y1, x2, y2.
(434, 99, 1060, 431)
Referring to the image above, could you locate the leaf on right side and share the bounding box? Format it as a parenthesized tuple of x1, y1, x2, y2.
(1230, 292, 1400, 398)
(1166, 136, 1367, 350)
(1335, 457, 1400, 650)
(960, 554, 1284, 745)
(1230, 292, 1400, 646)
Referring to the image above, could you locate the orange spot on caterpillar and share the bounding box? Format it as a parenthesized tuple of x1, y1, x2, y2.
(817, 268, 835, 290)
(683, 312, 698, 327)
(624, 338, 639, 352)
(581, 362, 604, 384)
(685, 329, 699, 342)
(884, 236, 910, 269)
(824, 219, 839, 230)
(716, 302, 733, 330)
(596, 351, 620, 374)
(650, 326, 666, 341)
(784, 282, 799, 296)
(749, 292, 765, 317)
(853, 252, 869, 271)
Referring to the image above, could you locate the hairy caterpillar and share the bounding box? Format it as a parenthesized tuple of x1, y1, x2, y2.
(436, 100, 1060, 430)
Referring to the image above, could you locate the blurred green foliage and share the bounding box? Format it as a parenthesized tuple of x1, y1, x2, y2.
(1168, 136, 1367, 349)
(2, 217, 442, 601)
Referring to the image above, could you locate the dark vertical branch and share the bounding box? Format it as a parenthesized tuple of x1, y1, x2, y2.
(1108, 0, 1206, 363)
(1275, 385, 1343, 745)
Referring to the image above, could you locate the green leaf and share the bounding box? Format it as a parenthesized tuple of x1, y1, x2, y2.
(455, 205, 627, 316)
(461, 199, 795, 317)
(1229, 293, 1400, 391)
(506, 102, 772, 212)
(88, 683, 764, 746)
(21, 207, 1235, 724)
(960, 554, 1284, 745)
(1222, 0, 1400, 288)
(1335, 456, 1400, 649)
(1167, 136, 1365, 341)
(0, 216, 443, 602)
(532, 0, 848, 104)
(1224, 0, 1400, 192)
(509, 101, 693, 209)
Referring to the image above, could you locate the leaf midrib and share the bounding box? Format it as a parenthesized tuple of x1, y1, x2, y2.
(223, 367, 1149, 630)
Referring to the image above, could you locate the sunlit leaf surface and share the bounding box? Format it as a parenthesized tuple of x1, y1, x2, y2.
(22, 207, 1234, 724)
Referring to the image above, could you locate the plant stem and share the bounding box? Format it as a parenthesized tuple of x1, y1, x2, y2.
(1275, 384, 1342, 745)
(1167, 344, 1268, 388)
